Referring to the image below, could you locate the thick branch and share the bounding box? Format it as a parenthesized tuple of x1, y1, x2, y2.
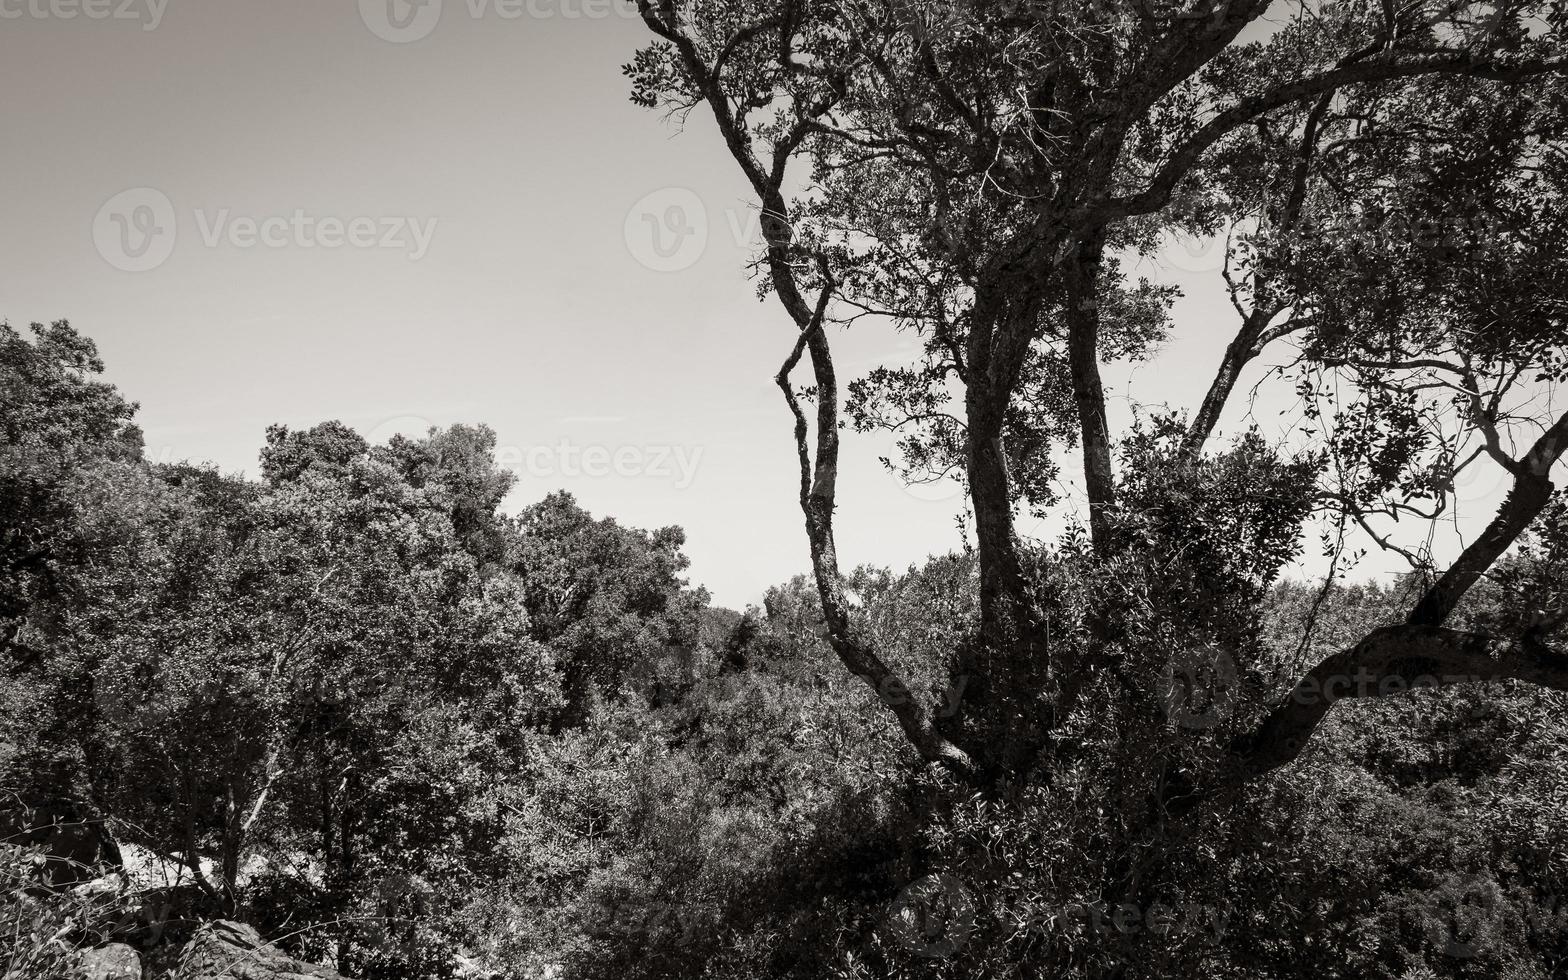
(964, 285, 1045, 642)
(1064, 233, 1116, 550)
(1230, 624, 1568, 779)
(1181, 306, 1277, 457)
(1210, 411, 1568, 797)
(776, 301, 974, 777)
(1180, 72, 1348, 457)
(645, 3, 973, 776)
(1408, 411, 1568, 626)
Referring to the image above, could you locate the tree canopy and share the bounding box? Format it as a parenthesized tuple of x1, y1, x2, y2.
(625, 0, 1568, 794)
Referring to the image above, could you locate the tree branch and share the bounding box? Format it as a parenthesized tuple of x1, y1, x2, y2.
(1201, 410, 1568, 802)
(775, 272, 975, 777)
(1064, 232, 1117, 549)
(1408, 410, 1568, 626)
(1229, 623, 1568, 780)
(1090, 52, 1568, 228)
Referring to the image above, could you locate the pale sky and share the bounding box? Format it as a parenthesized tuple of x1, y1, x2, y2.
(0, 1, 1531, 607)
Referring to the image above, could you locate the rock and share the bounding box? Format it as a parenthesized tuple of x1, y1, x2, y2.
(171, 920, 345, 980)
(75, 943, 142, 980)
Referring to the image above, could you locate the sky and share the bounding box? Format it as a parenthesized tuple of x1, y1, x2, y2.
(0, 1, 1536, 608)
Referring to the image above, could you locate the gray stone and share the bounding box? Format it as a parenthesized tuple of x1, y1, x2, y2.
(75, 943, 142, 980)
(171, 920, 345, 980)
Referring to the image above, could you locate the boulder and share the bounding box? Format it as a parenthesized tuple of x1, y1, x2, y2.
(74, 943, 143, 980)
(171, 920, 345, 980)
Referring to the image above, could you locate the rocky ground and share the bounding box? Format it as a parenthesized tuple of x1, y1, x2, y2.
(4, 801, 350, 980)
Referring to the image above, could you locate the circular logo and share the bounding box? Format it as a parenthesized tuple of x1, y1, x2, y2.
(624, 188, 708, 273)
(885, 873, 976, 959)
(92, 666, 141, 727)
(1154, 229, 1227, 275)
(360, 0, 443, 43)
(902, 474, 966, 504)
(623, 649, 700, 706)
(1448, 452, 1511, 508)
(1438, 879, 1504, 960)
(1156, 643, 1238, 730)
(93, 187, 177, 273)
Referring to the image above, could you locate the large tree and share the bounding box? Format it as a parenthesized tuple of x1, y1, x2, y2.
(625, 0, 1568, 803)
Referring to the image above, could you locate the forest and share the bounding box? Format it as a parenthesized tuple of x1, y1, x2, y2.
(5, 0, 1568, 978)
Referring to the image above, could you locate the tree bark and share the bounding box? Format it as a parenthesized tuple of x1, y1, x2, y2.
(776, 290, 975, 778)
(962, 293, 1035, 647)
(1063, 233, 1117, 551)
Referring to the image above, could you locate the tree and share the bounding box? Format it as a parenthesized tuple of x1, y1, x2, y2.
(69, 432, 559, 936)
(2, 361, 565, 973)
(510, 491, 709, 725)
(1, 321, 141, 674)
(626, 0, 1568, 807)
